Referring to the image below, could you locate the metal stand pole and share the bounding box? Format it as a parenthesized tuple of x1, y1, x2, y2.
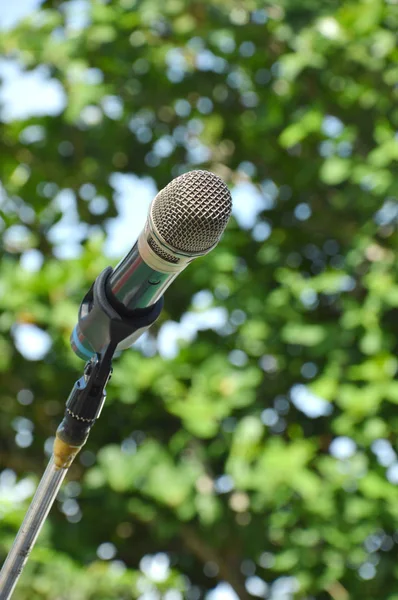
(0, 457, 68, 600)
(0, 351, 111, 599)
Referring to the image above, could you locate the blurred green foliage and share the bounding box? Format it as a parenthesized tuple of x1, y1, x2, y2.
(1, 0, 398, 598)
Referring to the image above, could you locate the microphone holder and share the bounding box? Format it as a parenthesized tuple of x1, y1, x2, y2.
(0, 270, 163, 600)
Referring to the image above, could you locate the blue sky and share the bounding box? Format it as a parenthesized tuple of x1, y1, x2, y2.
(0, 0, 43, 31)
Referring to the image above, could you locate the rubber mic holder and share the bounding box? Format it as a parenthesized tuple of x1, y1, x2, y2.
(57, 267, 163, 448)
(71, 266, 164, 360)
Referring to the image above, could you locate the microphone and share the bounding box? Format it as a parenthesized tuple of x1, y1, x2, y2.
(71, 170, 232, 360)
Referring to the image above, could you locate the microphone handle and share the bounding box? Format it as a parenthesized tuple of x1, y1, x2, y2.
(107, 241, 177, 312)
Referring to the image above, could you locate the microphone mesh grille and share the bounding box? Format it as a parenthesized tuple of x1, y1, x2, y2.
(147, 236, 180, 264)
(152, 170, 232, 254)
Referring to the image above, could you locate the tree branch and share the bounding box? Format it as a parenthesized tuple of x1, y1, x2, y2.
(181, 525, 253, 600)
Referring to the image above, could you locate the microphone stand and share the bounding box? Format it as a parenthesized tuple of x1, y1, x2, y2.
(0, 459, 67, 599)
(0, 350, 112, 600)
(0, 269, 163, 599)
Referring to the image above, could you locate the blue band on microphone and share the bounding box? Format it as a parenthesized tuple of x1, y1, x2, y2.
(71, 326, 94, 360)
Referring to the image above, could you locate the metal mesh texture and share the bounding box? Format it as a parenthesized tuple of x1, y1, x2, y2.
(147, 236, 180, 264)
(152, 170, 232, 254)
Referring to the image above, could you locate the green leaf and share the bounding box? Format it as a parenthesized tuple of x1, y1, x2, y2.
(320, 157, 351, 185)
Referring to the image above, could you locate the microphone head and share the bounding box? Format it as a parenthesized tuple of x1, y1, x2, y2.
(150, 170, 232, 255)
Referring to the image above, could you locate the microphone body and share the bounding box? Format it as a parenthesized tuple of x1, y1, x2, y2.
(71, 170, 232, 360)
(108, 242, 174, 311)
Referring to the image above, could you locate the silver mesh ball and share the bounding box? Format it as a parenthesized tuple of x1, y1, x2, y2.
(151, 170, 232, 254)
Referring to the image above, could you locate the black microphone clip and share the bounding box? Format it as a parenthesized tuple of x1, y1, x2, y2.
(56, 268, 163, 451)
(73, 266, 163, 359)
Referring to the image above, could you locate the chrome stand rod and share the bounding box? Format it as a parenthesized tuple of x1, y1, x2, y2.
(0, 348, 114, 599)
(0, 457, 68, 600)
